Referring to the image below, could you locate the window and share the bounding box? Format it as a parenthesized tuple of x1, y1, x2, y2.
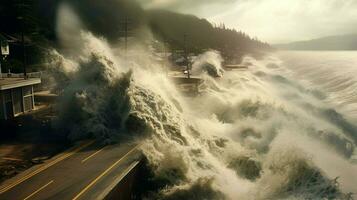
(24, 96, 33, 112)
(23, 86, 34, 112)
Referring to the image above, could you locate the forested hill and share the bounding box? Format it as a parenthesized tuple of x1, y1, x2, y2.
(0, 0, 271, 72)
(148, 10, 271, 60)
(275, 34, 357, 51)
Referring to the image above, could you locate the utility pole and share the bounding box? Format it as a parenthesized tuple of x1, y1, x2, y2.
(124, 16, 129, 54)
(163, 40, 169, 76)
(119, 17, 131, 58)
(183, 34, 190, 79)
(18, 0, 27, 79)
(21, 25, 27, 79)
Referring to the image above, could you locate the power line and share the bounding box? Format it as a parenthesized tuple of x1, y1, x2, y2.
(119, 17, 132, 56)
(184, 34, 190, 79)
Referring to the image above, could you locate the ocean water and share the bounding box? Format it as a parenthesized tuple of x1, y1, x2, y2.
(278, 51, 357, 124)
(52, 5, 356, 199)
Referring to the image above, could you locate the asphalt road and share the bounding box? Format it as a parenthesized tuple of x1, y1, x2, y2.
(0, 141, 141, 200)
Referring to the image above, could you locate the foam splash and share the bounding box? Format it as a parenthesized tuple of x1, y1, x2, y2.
(191, 50, 225, 77)
(48, 4, 357, 200)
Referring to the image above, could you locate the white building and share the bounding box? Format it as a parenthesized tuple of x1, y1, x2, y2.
(0, 78, 41, 120)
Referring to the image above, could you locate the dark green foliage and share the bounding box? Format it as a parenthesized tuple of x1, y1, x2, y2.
(0, 0, 58, 43)
(0, 0, 271, 73)
(0, 0, 56, 72)
(147, 10, 272, 60)
(67, 0, 145, 40)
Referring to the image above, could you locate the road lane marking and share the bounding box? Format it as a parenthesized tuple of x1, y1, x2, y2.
(81, 147, 106, 163)
(23, 180, 54, 200)
(0, 140, 95, 194)
(72, 145, 139, 200)
(96, 161, 141, 200)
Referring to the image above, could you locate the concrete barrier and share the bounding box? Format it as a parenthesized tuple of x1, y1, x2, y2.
(98, 160, 143, 200)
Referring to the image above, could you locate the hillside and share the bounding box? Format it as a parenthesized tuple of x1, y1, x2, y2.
(147, 10, 271, 60)
(0, 0, 271, 72)
(275, 34, 357, 50)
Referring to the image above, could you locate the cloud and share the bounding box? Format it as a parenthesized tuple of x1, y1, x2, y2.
(139, 0, 234, 9)
(137, 0, 357, 43)
(138, 0, 236, 17)
(210, 0, 357, 43)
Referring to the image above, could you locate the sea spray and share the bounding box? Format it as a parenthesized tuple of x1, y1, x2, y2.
(48, 31, 249, 199)
(47, 4, 357, 199)
(50, 38, 356, 199)
(191, 50, 225, 77)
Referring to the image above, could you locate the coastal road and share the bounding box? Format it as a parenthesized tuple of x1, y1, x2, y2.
(0, 141, 141, 200)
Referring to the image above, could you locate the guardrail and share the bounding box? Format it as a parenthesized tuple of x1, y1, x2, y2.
(1, 72, 43, 79)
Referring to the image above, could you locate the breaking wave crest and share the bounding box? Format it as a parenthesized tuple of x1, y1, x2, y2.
(49, 9, 356, 198)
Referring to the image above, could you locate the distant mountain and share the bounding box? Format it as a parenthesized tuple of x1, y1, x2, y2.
(274, 34, 357, 50)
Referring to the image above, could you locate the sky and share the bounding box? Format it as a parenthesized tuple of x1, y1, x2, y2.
(138, 0, 357, 43)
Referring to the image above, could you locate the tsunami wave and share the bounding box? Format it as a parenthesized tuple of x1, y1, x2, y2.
(49, 4, 357, 200)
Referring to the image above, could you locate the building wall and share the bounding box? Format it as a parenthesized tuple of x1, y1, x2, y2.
(0, 85, 36, 120)
(12, 88, 23, 116)
(0, 91, 4, 119)
(3, 90, 12, 120)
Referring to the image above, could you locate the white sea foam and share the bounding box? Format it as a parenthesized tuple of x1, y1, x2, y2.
(49, 4, 357, 199)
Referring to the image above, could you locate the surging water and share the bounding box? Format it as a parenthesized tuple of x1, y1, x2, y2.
(278, 51, 357, 124)
(51, 5, 357, 199)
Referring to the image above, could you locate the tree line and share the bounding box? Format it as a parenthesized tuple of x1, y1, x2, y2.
(0, 0, 272, 72)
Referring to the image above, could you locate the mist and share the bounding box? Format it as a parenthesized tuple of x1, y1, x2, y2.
(40, 2, 357, 199)
(139, 0, 357, 43)
(2, 0, 357, 199)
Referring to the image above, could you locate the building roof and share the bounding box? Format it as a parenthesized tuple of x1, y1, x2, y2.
(0, 78, 41, 90)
